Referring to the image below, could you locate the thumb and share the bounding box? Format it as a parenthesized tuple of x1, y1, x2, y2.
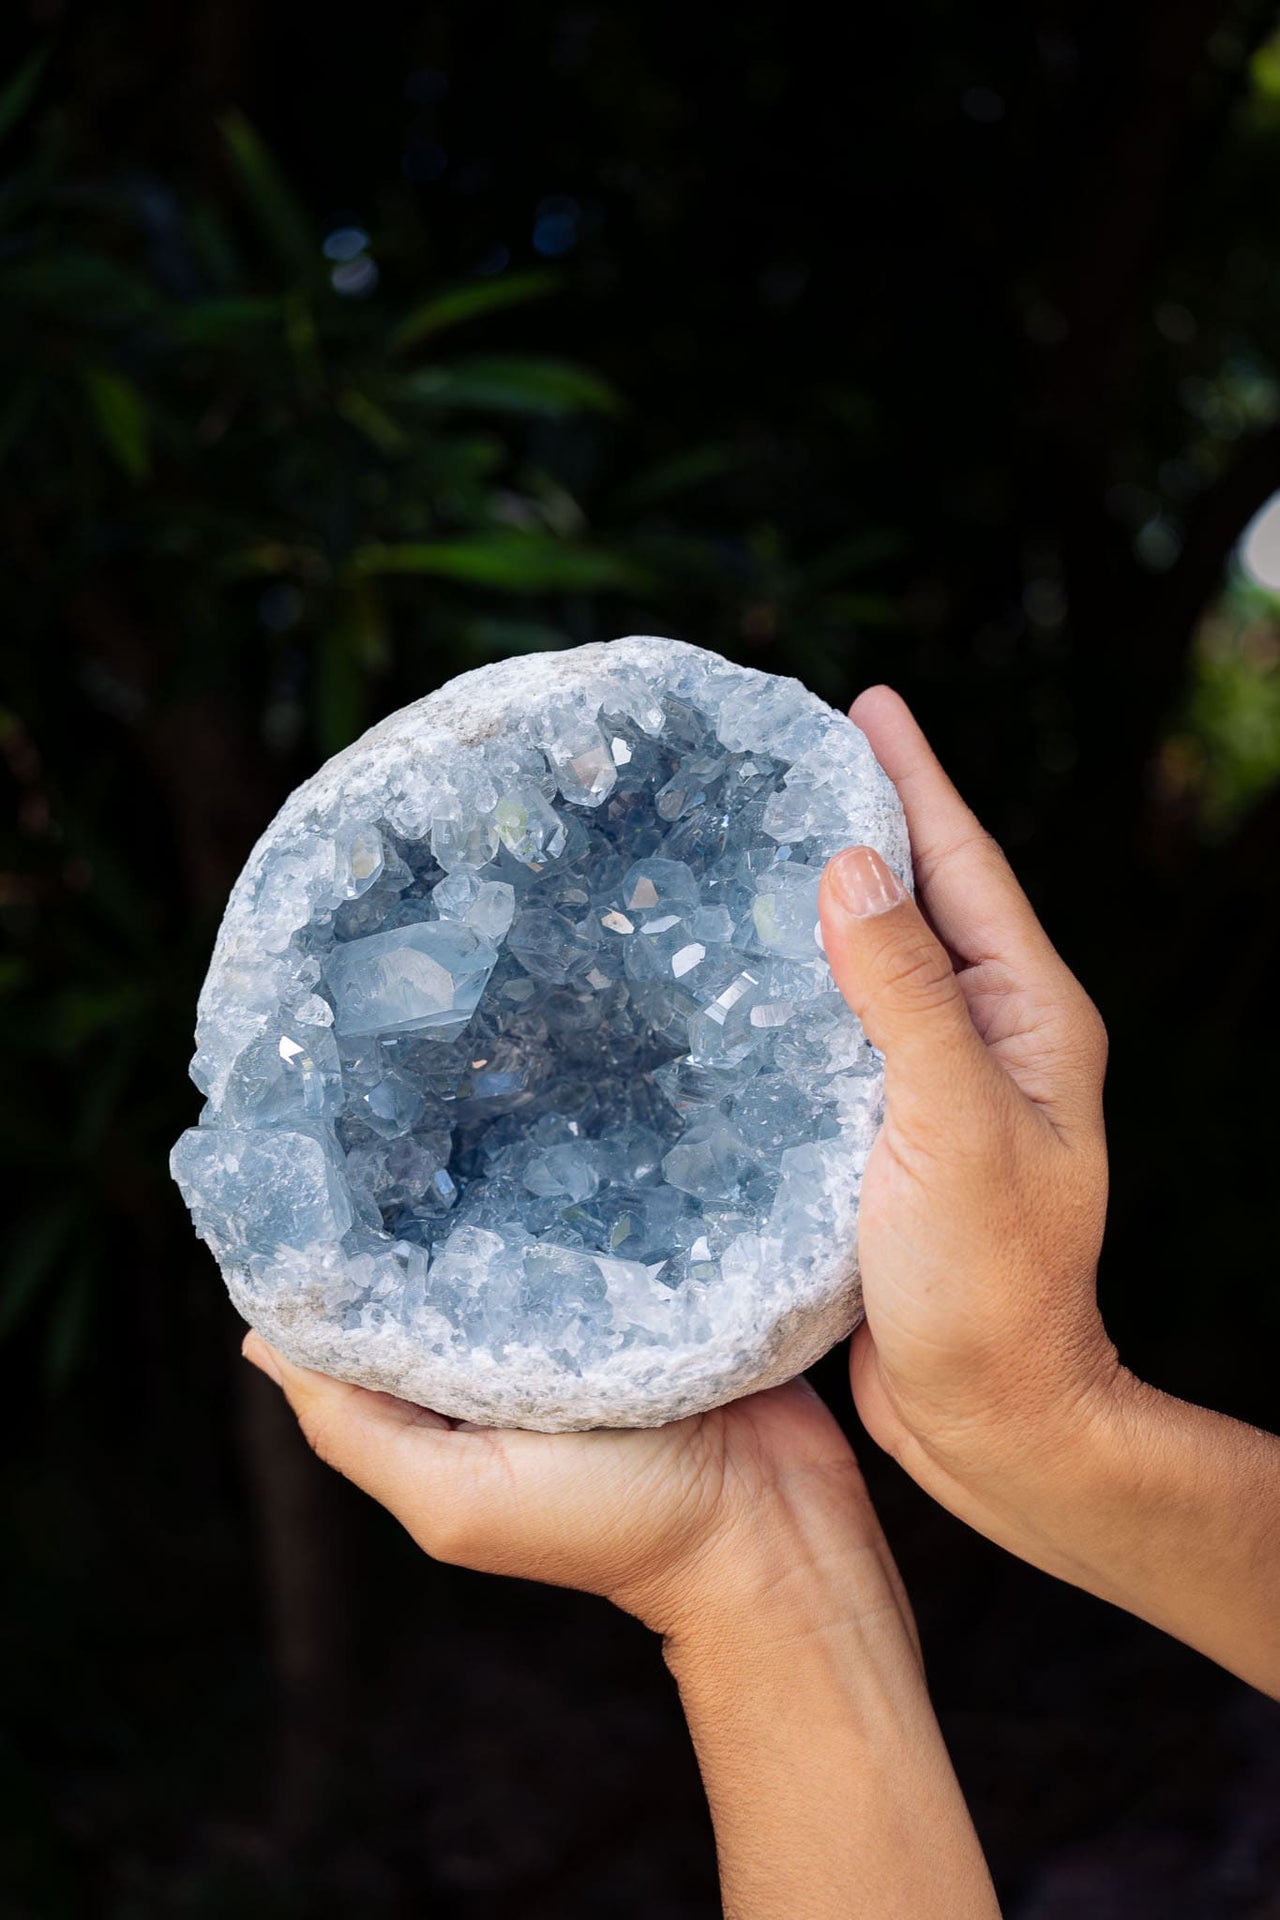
(818, 846, 987, 1088)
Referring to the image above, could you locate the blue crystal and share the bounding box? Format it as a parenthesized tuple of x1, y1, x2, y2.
(172, 649, 891, 1379)
(662, 1118, 758, 1202)
(324, 922, 499, 1037)
(172, 1124, 352, 1254)
(220, 1022, 343, 1124)
(751, 862, 823, 958)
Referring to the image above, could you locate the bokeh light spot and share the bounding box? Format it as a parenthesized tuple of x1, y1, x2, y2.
(1239, 492, 1280, 590)
(323, 226, 369, 263)
(532, 196, 580, 258)
(331, 256, 379, 297)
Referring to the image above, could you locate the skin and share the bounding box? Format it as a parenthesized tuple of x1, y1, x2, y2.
(824, 687, 1280, 1700)
(244, 683, 1280, 1913)
(240, 1354, 999, 1917)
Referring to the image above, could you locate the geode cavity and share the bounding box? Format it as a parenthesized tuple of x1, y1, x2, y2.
(171, 638, 908, 1429)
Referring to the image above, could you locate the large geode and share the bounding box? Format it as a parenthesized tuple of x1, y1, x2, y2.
(172, 637, 908, 1429)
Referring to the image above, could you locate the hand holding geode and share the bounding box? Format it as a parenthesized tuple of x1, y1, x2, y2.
(171, 638, 909, 1430)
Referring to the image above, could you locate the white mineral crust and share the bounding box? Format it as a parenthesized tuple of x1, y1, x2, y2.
(171, 637, 910, 1429)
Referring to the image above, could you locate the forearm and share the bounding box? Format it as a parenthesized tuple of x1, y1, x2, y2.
(924, 1369, 1280, 1697)
(662, 1514, 999, 1919)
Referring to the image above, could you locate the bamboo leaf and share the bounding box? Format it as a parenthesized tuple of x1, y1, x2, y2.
(336, 388, 409, 454)
(464, 616, 570, 656)
(81, 369, 150, 481)
(0, 46, 49, 145)
(793, 530, 909, 595)
(315, 619, 366, 758)
(0, 1209, 77, 1341)
(166, 297, 284, 346)
(43, 1252, 94, 1391)
(219, 110, 316, 279)
(389, 271, 558, 352)
(608, 443, 737, 513)
(350, 533, 649, 592)
(398, 355, 622, 417)
(314, 579, 388, 753)
(0, 250, 155, 320)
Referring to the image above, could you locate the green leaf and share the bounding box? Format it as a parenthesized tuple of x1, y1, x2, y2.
(166, 296, 284, 346)
(43, 1252, 94, 1392)
(0, 249, 155, 321)
(315, 622, 364, 758)
(0, 46, 48, 145)
(0, 1209, 77, 1341)
(463, 617, 571, 656)
(350, 533, 650, 592)
(336, 388, 409, 454)
(220, 539, 324, 580)
(219, 110, 316, 279)
(823, 590, 904, 626)
(1251, 28, 1280, 104)
(313, 581, 388, 754)
(794, 530, 909, 595)
(389, 271, 558, 352)
(399, 355, 622, 417)
(81, 369, 150, 481)
(185, 202, 246, 292)
(607, 443, 737, 513)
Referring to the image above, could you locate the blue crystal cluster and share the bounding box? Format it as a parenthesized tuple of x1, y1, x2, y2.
(172, 644, 896, 1408)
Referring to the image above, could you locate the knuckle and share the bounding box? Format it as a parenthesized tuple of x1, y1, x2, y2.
(1079, 998, 1109, 1075)
(1062, 986, 1108, 1080)
(912, 823, 1007, 895)
(879, 935, 959, 1015)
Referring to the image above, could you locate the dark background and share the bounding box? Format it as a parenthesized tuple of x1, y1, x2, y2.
(3, 2, 1280, 1914)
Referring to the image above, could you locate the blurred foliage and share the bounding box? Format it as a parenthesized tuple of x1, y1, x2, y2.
(0, 90, 642, 1378)
(1167, 574, 1280, 831)
(0, 49, 906, 1386)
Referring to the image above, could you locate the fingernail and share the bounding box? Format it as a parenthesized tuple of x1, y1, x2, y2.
(828, 846, 906, 918)
(243, 1331, 283, 1386)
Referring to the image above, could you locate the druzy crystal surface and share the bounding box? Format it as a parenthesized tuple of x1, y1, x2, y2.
(171, 638, 909, 1429)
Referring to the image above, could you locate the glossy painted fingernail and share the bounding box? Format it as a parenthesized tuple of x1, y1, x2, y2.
(828, 846, 906, 918)
(242, 1331, 283, 1386)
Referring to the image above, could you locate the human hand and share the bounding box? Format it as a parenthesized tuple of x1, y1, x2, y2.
(818, 687, 1119, 1557)
(242, 1336, 1005, 1913)
(818, 690, 1280, 1698)
(241, 1333, 902, 1643)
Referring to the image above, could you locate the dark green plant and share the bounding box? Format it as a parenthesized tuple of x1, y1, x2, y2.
(0, 73, 651, 1379)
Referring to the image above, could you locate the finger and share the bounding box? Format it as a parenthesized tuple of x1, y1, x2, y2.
(818, 845, 995, 1121)
(851, 687, 1106, 1126)
(850, 685, 1057, 975)
(242, 1330, 476, 1536)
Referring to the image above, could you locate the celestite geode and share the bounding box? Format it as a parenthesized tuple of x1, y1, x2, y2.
(171, 637, 909, 1429)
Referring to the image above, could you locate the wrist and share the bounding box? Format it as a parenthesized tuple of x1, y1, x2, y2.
(659, 1493, 999, 1919)
(651, 1481, 921, 1682)
(894, 1293, 1123, 1497)
(902, 1345, 1162, 1598)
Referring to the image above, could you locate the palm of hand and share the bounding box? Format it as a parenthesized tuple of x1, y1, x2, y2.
(250, 1338, 869, 1632)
